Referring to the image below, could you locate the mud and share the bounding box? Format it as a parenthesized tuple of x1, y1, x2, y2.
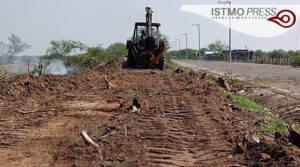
(0, 61, 299, 166)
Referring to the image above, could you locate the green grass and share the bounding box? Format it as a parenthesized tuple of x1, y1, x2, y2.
(223, 76, 299, 134)
(227, 76, 238, 85)
(235, 94, 265, 114)
(223, 91, 229, 98)
(233, 93, 291, 134)
(261, 120, 288, 134)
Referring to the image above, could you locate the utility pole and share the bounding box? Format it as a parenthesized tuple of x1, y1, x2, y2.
(182, 33, 188, 60)
(173, 41, 177, 58)
(27, 59, 30, 74)
(192, 24, 201, 60)
(218, 0, 232, 62)
(176, 39, 181, 58)
(173, 41, 177, 50)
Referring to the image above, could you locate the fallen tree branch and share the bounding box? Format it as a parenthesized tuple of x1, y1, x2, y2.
(104, 76, 113, 89)
(99, 130, 116, 140)
(124, 126, 127, 138)
(231, 164, 247, 167)
(81, 130, 100, 148)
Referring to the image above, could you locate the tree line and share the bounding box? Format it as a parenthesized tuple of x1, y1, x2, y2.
(168, 40, 300, 67)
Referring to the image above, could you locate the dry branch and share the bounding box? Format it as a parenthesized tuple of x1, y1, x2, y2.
(99, 131, 116, 140)
(0, 68, 13, 80)
(124, 125, 127, 138)
(104, 76, 113, 89)
(231, 164, 247, 167)
(81, 130, 100, 148)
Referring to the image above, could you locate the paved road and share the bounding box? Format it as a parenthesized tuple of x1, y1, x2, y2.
(173, 60, 300, 79)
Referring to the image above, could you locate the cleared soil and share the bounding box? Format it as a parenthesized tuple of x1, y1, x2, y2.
(174, 59, 300, 122)
(0, 61, 299, 166)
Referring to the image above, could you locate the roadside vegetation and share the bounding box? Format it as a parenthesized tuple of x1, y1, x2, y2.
(292, 56, 300, 67)
(231, 92, 300, 133)
(44, 40, 127, 68)
(65, 42, 127, 68)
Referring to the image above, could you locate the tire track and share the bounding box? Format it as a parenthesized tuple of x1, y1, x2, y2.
(137, 74, 237, 166)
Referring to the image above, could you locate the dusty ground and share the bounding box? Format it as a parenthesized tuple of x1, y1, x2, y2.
(0, 60, 299, 167)
(174, 59, 300, 122)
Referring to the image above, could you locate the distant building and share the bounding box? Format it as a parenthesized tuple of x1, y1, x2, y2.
(205, 51, 223, 60)
(205, 50, 254, 62)
(205, 51, 221, 57)
(223, 50, 254, 62)
(205, 51, 214, 57)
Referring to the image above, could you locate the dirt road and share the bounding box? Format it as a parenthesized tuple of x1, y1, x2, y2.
(0, 61, 299, 166)
(174, 59, 300, 122)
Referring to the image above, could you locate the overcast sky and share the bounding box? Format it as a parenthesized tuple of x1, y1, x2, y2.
(1, 0, 300, 55)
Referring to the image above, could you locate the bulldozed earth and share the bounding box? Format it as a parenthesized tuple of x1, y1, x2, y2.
(0, 61, 299, 167)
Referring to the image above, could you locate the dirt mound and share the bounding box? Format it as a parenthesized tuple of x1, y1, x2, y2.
(188, 69, 198, 76)
(0, 73, 106, 100)
(237, 141, 300, 167)
(95, 59, 123, 73)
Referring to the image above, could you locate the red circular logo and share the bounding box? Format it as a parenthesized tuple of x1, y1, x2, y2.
(267, 9, 296, 28)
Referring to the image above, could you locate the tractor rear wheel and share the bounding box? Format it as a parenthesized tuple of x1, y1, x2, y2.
(158, 55, 165, 70)
(127, 51, 136, 68)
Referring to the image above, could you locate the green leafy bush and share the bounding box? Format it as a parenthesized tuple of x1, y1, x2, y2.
(64, 42, 127, 68)
(166, 52, 172, 61)
(292, 56, 300, 67)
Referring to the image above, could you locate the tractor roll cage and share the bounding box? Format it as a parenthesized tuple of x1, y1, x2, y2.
(132, 23, 161, 45)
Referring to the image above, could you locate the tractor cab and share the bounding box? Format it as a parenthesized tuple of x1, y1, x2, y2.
(133, 22, 161, 50)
